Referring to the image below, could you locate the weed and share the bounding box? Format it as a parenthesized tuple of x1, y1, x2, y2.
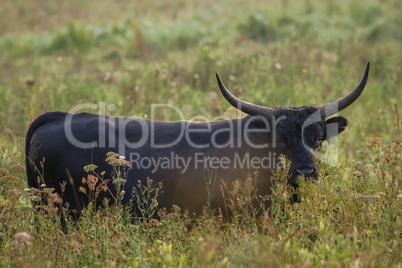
(130, 177, 163, 221)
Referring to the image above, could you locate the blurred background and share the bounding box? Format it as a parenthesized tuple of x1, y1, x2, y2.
(0, 0, 401, 160)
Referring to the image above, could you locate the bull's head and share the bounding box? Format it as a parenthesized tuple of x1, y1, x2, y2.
(216, 62, 369, 185)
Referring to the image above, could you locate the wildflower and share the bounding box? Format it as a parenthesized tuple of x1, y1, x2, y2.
(11, 232, 33, 248)
(60, 181, 67, 193)
(48, 192, 62, 204)
(106, 152, 119, 159)
(113, 178, 126, 185)
(99, 180, 110, 192)
(172, 205, 181, 213)
(146, 177, 153, 189)
(353, 171, 363, 177)
(367, 137, 383, 148)
(84, 164, 98, 173)
(0, 168, 9, 175)
(15, 232, 31, 241)
(10, 163, 25, 172)
(31, 196, 41, 202)
(149, 219, 162, 227)
(87, 174, 98, 190)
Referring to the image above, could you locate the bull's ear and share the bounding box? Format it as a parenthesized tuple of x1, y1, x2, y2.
(325, 116, 348, 141)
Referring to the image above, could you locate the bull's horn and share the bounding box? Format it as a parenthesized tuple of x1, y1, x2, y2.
(216, 73, 275, 117)
(318, 61, 370, 117)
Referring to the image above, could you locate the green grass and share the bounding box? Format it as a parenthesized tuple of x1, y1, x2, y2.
(0, 0, 401, 266)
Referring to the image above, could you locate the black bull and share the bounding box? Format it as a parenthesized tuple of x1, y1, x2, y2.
(26, 62, 369, 216)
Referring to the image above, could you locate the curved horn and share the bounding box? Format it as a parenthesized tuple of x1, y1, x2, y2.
(216, 73, 275, 117)
(319, 61, 370, 117)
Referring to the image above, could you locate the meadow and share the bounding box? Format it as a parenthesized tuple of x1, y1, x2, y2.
(0, 0, 401, 266)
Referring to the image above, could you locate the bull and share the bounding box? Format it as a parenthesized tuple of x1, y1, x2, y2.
(25, 62, 369, 217)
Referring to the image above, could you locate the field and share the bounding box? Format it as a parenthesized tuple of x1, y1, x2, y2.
(0, 0, 401, 266)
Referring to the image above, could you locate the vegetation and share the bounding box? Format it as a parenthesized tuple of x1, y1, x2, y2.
(0, 0, 401, 266)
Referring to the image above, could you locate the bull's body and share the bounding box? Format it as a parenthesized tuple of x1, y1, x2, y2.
(26, 112, 279, 214)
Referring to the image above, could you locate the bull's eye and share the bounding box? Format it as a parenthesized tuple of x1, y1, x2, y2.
(316, 136, 324, 146)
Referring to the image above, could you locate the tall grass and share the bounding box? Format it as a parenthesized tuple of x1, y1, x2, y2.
(1, 130, 400, 266)
(0, 0, 401, 266)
